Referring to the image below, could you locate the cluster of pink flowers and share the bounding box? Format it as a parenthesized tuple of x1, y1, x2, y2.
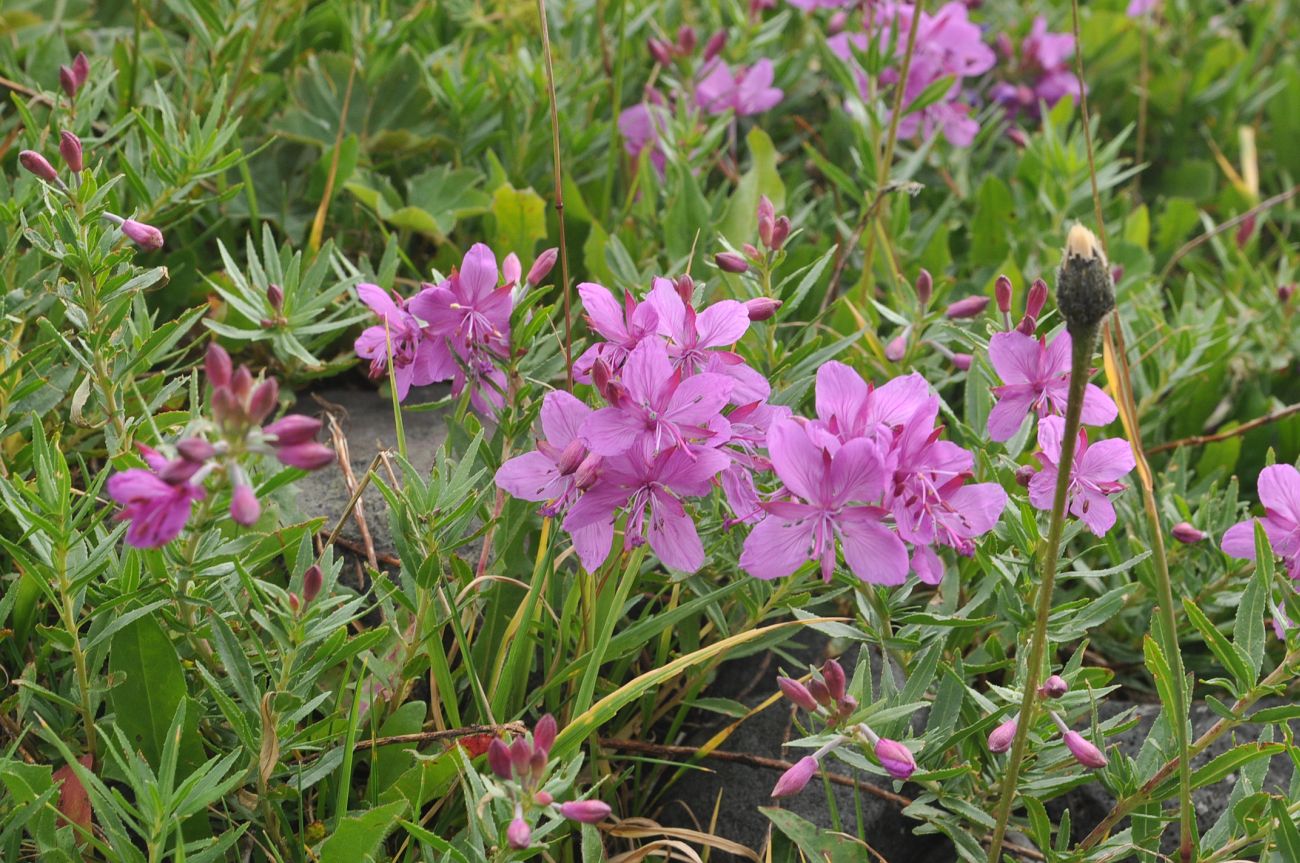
(354, 243, 556, 413)
(108, 344, 333, 547)
(827, 2, 996, 147)
(990, 17, 1084, 121)
(771, 658, 918, 797)
(984, 277, 1133, 537)
(483, 715, 612, 848)
(1221, 464, 1300, 582)
(986, 675, 1109, 770)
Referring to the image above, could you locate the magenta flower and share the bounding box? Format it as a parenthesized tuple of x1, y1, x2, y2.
(739, 418, 909, 584)
(563, 446, 730, 573)
(720, 400, 791, 524)
(1127, 0, 1160, 16)
(581, 338, 733, 458)
(107, 461, 206, 548)
(354, 283, 441, 402)
(986, 330, 1118, 442)
(991, 17, 1083, 120)
(645, 279, 770, 403)
(695, 59, 784, 116)
(1028, 416, 1135, 536)
(618, 100, 668, 174)
(573, 281, 660, 382)
(496, 390, 593, 516)
(1221, 464, 1300, 580)
(810, 362, 931, 446)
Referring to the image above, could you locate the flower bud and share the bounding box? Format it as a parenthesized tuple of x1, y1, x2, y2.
(275, 442, 335, 471)
(757, 195, 776, 247)
(836, 694, 858, 717)
(769, 215, 790, 250)
(744, 297, 782, 321)
(1015, 314, 1037, 335)
(1235, 212, 1256, 249)
(988, 716, 1017, 753)
(574, 453, 603, 490)
(885, 332, 907, 362)
(506, 816, 532, 849)
(230, 366, 253, 401)
(873, 738, 916, 780)
(715, 252, 749, 274)
(1025, 278, 1048, 318)
(60, 65, 78, 98)
(1171, 522, 1206, 544)
(675, 274, 694, 304)
(996, 32, 1015, 61)
(509, 738, 532, 774)
(821, 659, 846, 702)
(503, 252, 521, 288)
(556, 439, 587, 475)
(121, 218, 164, 251)
(1038, 674, 1069, 699)
(19, 150, 59, 182)
(806, 677, 832, 706)
(487, 738, 513, 780)
(951, 353, 973, 371)
(59, 131, 83, 173)
(527, 247, 558, 286)
(1063, 730, 1108, 769)
(72, 52, 90, 87)
(1280, 283, 1296, 304)
(676, 25, 697, 54)
(777, 676, 819, 712)
(230, 484, 261, 526)
(159, 457, 202, 485)
(263, 414, 321, 446)
(533, 714, 557, 758)
(206, 343, 233, 389)
(771, 755, 818, 798)
(915, 269, 933, 306)
(248, 379, 279, 426)
(828, 10, 848, 34)
(1014, 464, 1037, 487)
(560, 800, 612, 823)
(266, 283, 284, 312)
(1007, 127, 1029, 148)
(995, 275, 1013, 314)
(945, 295, 990, 319)
(288, 592, 300, 614)
(647, 37, 673, 66)
(302, 564, 323, 603)
(210, 387, 239, 428)
(1111, 265, 1125, 286)
(176, 437, 216, 463)
(703, 30, 727, 62)
(534, 790, 554, 806)
(1057, 224, 1114, 335)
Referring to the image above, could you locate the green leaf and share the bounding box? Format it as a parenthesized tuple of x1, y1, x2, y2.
(970, 176, 1013, 267)
(1182, 598, 1254, 692)
(1233, 522, 1270, 680)
(761, 807, 871, 862)
(719, 128, 785, 245)
(491, 183, 548, 259)
(319, 800, 405, 863)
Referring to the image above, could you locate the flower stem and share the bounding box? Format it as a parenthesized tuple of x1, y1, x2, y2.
(536, 0, 573, 390)
(985, 318, 1099, 862)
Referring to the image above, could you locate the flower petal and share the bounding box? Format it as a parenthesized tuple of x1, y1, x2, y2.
(767, 418, 829, 503)
(1259, 464, 1300, 525)
(541, 390, 592, 450)
(740, 514, 815, 580)
(837, 508, 909, 585)
(988, 331, 1042, 386)
(495, 452, 562, 502)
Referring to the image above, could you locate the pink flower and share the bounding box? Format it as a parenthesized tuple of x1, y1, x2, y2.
(108, 463, 206, 548)
(986, 330, 1118, 442)
(739, 418, 909, 584)
(581, 338, 733, 458)
(695, 59, 784, 116)
(496, 390, 595, 521)
(1221, 464, 1300, 580)
(645, 279, 769, 403)
(771, 755, 819, 798)
(229, 484, 260, 525)
(991, 17, 1083, 120)
(1127, 0, 1160, 16)
(506, 814, 531, 849)
(563, 446, 730, 573)
(573, 282, 660, 382)
(1028, 416, 1135, 536)
(618, 101, 668, 174)
(354, 284, 439, 402)
(809, 363, 932, 446)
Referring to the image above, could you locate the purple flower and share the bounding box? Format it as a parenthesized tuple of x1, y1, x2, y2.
(1221, 464, 1300, 580)
(1127, 0, 1160, 16)
(618, 100, 669, 174)
(563, 446, 729, 573)
(496, 390, 594, 520)
(771, 755, 819, 798)
(1028, 416, 1135, 536)
(581, 338, 733, 458)
(573, 282, 660, 382)
(739, 418, 909, 584)
(986, 330, 1118, 442)
(695, 59, 784, 116)
(809, 362, 932, 446)
(645, 279, 769, 403)
(353, 284, 439, 402)
(873, 738, 916, 780)
(108, 462, 206, 548)
(991, 17, 1083, 120)
(559, 800, 612, 823)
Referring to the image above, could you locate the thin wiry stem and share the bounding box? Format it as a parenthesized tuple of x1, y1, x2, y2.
(985, 320, 1098, 863)
(536, 0, 574, 389)
(1069, 0, 1195, 857)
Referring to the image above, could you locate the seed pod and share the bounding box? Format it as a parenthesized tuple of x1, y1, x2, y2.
(1056, 224, 1114, 335)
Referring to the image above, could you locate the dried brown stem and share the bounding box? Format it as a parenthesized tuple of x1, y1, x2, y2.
(1146, 403, 1300, 455)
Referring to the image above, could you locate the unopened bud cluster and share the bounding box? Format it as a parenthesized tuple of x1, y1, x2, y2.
(985, 673, 1108, 770)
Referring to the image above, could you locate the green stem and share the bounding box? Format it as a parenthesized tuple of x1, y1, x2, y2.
(56, 541, 97, 762)
(985, 320, 1099, 863)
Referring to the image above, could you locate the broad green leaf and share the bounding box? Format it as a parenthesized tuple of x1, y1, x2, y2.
(492, 183, 548, 259)
(761, 807, 871, 862)
(719, 128, 785, 244)
(319, 800, 405, 863)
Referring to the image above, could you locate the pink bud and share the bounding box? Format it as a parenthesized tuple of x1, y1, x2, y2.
(1111, 265, 1124, 286)
(873, 738, 916, 780)
(676, 25, 697, 54)
(915, 269, 933, 306)
(807, 677, 832, 706)
(821, 660, 846, 702)
(996, 32, 1015, 61)
(771, 755, 818, 798)
(647, 37, 673, 66)
(777, 676, 819, 712)
(1006, 127, 1029, 148)
(1235, 212, 1256, 249)
(1025, 278, 1048, 318)
(487, 738, 513, 779)
(266, 283, 284, 311)
(527, 247, 558, 286)
(836, 694, 858, 717)
(302, 565, 323, 603)
(121, 219, 164, 251)
(230, 366, 253, 401)
(744, 297, 782, 321)
(559, 800, 612, 823)
(1014, 464, 1036, 487)
(828, 10, 848, 34)
(72, 52, 90, 87)
(945, 296, 990, 319)
(951, 353, 973, 371)
(703, 30, 727, 62)
(205, 343, 233, 389)
(885, 332, 907, 362)
(509, 738, 532, 774)
(59, 131, 83, 173)
(503, 252, 522, 288)
(995, 275, 1013, 314)
(534, 790, 554, 806)
(574, 453, 602, 490)
(230, 484, 261, 526)
(19, 150, 58, 182)
(1063, 730, 1108, 769)
(248, 379, 279, 426)
(263, 414, 321, 446)
(159, 457, 202, 485)
(533, 714, 557, 758)
(210, 387, 239, 428)
(1171, 522, 1206, 544)
(757, 195, 776, 247)
(1015, 314, 1037, 335)
(1280, 284, 1296, 304)
(675, 274, 694, 304)
(988, 716, 1018, 753)
(506, 816, 532, 849)
(742, 243, 761, 259)
(60, 66, 78, 99)
(176, 437, 216, 463)
(1038, 675, 1069, 698)
(769, 216, 790, 250)
(556, 438, 587, 475)
(289, 592, 300, 614)
(275, 442, 335, 471)
(715, 252, 749, 274)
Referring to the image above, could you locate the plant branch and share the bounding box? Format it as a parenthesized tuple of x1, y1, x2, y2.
(1147, 403, 1300, 455)
(536, 0, 574, 389)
